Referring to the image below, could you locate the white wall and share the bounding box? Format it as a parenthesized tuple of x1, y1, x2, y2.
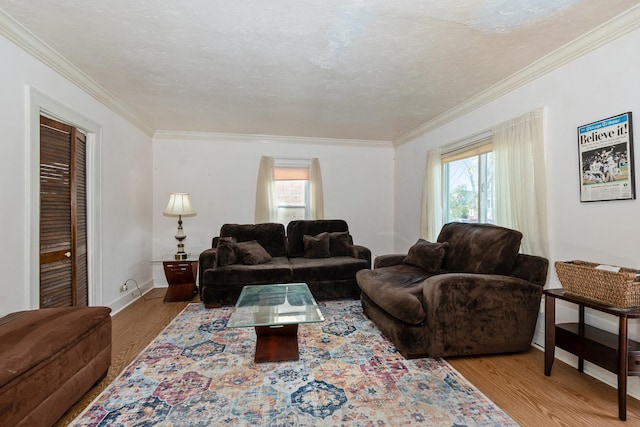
(395, 28, 640, 395)
(151, 134, 395, 285)
(0, 34, 153, 316)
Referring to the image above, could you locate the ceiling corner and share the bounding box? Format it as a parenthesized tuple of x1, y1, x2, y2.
(0, 8, 155, 137)
(393, 3, 640, 147)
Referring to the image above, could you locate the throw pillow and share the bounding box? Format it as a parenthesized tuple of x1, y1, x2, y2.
(216, 237, 238, 267)
(329, 231, 351, 256)
(303, 232, 331, 258)
(403, 239, 449, 272)
(235, 240, 273, 265)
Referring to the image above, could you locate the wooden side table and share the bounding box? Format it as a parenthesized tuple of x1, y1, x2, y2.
(544, 288, 640, 421)
(161, 259, 198, 303)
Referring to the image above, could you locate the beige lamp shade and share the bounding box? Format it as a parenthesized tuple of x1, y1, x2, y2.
(163, 193, 196, 217)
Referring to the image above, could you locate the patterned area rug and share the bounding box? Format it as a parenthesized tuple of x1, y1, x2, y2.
(72, 300, 517, 426)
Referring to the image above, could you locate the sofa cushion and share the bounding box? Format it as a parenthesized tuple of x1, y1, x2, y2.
(403, 239, 448, 272)
(235, 240, 272, 265)
(437, 222, 522, 275)
(290, 256, 369, 282)
(204, 256, 292, 285)
(329, 231, 352, 256)
(216, 237, 238, 267)
(304, 233, 331, 258)
(356, 265, 431, 325)
(220, 223, 287, 257)
(287, 220, 349, 258)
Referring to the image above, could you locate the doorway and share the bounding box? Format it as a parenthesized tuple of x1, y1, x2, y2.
(39, 116, 88, 307)
(29, 89, 103, 309)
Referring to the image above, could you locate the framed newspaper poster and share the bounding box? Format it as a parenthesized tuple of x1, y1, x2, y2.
(578, 112, 635, 202)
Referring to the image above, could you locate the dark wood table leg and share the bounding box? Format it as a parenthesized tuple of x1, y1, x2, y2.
(578, 305, 585, 373)
(618, 316, 628, 421)
(254, 324, 299, 363)
(164, 283, 195, 302)
(545, 294, 556, 376)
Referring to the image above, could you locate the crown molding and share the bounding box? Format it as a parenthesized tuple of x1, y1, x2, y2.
(394, 4, 640, 147)
(153, 130, 393, 147)
(0, 9, 155, 136)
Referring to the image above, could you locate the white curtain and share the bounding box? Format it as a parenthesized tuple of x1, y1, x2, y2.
(254, 156, 276, 223)
(420, 147, 443, 242)
(309, 158, 324, 219)
(494, 109, 549, 257)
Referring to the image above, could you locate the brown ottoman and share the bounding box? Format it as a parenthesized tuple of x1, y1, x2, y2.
(0, 306, 112, 427)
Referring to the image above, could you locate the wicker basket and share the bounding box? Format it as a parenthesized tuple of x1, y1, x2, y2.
(554, 260, 640, 307)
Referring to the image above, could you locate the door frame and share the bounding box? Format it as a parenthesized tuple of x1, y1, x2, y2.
(27, 87, 103, 308)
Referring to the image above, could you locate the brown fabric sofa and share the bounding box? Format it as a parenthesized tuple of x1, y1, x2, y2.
(0, 306, 112, 427)
(356, 222, 548, 359)
(199, 220, 371, 307)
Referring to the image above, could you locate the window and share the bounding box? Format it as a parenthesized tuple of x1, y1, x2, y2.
(424, 110, 546, 254)
(273, 163, 310, 225)
(255, 156, 323, 225)
(442, 137, 494, 224)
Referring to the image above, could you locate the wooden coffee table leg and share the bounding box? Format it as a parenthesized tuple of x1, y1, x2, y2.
(254, 324, 299, 363)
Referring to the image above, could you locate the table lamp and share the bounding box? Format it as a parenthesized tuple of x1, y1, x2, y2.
(163, 193, 196, 260)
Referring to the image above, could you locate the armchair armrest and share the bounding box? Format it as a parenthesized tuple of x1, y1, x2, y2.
(422, 273, 543, 357)
(374, 254, 405, 269)
(511, 253, 549, 287)
(350, 244, 372, 267)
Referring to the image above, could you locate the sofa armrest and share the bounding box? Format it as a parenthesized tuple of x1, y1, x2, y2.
(373, 254, 406, 269)
(351, 244, 372, 267)
(198, 248, 218, 288)
(422, 273, 543, 357)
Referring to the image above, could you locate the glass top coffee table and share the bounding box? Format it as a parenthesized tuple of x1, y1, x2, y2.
(227, 283, 324, 363)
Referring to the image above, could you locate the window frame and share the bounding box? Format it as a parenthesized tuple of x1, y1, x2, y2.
(441, 133, 494, 224)
(273, 159, 312, 225)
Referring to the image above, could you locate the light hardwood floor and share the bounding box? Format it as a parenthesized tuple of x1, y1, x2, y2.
(57, 288, 640, 426)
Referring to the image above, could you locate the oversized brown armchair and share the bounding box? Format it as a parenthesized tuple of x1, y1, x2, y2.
(356, 222, 549, 359)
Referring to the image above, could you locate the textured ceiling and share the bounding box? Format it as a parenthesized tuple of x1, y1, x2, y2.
(0, 0, 638, 141)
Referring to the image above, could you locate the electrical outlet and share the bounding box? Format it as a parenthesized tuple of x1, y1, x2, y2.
(119, 283, 128, 293)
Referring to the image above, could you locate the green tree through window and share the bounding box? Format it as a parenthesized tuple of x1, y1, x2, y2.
(444, 150, 493, 224)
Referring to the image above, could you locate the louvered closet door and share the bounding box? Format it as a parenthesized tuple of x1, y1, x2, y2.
(40, 116, 88, 307)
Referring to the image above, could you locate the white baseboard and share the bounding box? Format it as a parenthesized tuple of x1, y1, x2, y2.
(109, 279, 155, 315)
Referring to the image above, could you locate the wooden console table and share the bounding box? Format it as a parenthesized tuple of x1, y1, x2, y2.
(544, 288, 640, 421)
